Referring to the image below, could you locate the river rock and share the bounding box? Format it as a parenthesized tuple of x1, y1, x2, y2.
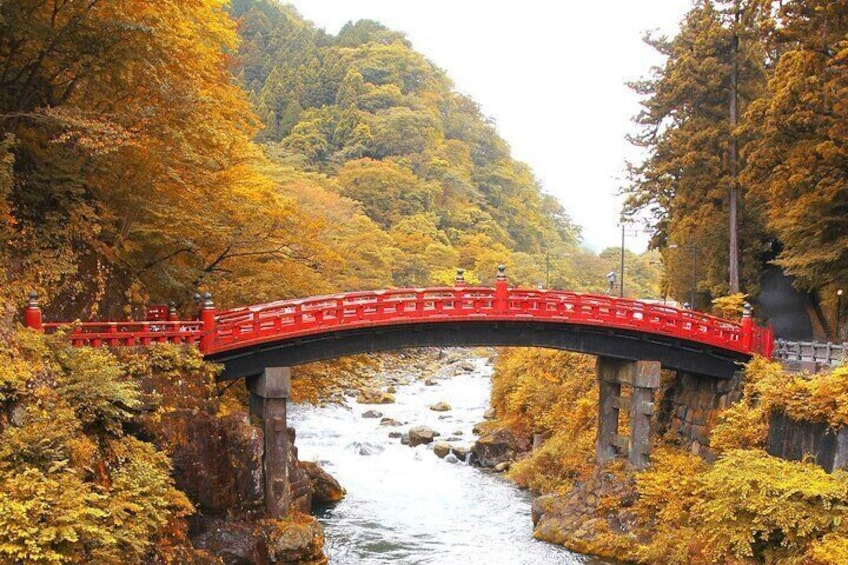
(430, 401, 451, 412)
(361, 409, 383, 419)
(356, 388, 396, 404)
(388, 431, 403, 439)
(380, 417, 402, 427)
(451, 446, 470, 461)
(472, 422, 488, 435)
(196, 517, 327, 565)
(458, 360, 475, 372)
(350, 441, 383, 456)
(408, 425, 435, 446)
(483, 407, 496, 419)
(494, 461, 510, 472)
(424, 378, 438, 386)
(472, 428, 531, 468)
(300, 461, 346, 505)
(386, 385, 397, 393)
(266, 516, 329, 565)
(400, 433, 410, 445)
(453, 430, 463, 436)
(444, 454, 459, 464)
(433, 441, 452, 458)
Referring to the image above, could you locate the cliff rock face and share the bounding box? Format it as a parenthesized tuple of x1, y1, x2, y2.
(130, 350, 336, 564)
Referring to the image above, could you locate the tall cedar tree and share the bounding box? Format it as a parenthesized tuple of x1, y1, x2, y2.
(625, 0, 768, 306)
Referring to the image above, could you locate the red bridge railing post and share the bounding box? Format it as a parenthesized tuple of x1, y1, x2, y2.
(740, 302, 753, 352)
(24, 292, 43, 331)
(764, 325, 775, 359)
(199, 292, 217, 354)
(495, 264, 508, 313)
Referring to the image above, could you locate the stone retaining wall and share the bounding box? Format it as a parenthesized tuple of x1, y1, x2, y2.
(767, 411, 848, 472)
(658, 370, 744, 458)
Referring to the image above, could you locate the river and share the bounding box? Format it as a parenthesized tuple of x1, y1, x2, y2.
(288, 354, 609, 565)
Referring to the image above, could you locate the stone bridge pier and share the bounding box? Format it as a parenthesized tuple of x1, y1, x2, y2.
(246, 367, 292, 518)
(596, 357, 661, 468)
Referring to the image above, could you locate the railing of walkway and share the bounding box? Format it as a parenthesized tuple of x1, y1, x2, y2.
(773, 339, 847, 367)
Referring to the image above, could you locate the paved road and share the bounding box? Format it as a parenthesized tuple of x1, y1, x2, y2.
(758, 266, 813, 340)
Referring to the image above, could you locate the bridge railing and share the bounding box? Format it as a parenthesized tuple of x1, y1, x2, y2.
(23, 279, 773, 358)
(210, 286, 764, 356)
(42, 321, 204, 347)
(773, 339, 847, 367)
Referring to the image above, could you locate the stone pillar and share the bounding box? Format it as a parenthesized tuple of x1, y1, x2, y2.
(246, 367, 291, 518)
(596, 357, 660, 468)
(624, 361, 660, 469)
(596, 357, 623, 463)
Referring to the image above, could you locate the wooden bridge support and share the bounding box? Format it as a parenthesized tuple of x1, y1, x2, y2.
(596, 357, 660, 468)
(246, 367, 291, 518)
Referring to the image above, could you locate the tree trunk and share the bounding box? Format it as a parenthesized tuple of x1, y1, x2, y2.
(728, 5, 741, 294)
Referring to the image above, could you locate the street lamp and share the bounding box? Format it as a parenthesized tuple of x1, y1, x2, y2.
(837, 289, 844, 340)
(668, 243, 697, 309)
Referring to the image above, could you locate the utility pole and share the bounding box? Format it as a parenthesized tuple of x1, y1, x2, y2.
(620, 224, 625, 298)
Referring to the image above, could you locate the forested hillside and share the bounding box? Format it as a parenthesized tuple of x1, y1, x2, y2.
(228, 0, 590, 293)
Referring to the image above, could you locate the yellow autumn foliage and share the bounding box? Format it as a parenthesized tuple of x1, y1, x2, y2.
(0, 331, 198, 565)
(491, 348, 598, 494)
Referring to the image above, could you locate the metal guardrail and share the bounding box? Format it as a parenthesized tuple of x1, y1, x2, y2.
(773, 339, 847, 368)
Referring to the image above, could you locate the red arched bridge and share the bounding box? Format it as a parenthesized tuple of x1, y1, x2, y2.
(23, 267, 776, 512)
(25, 268, 773, 381)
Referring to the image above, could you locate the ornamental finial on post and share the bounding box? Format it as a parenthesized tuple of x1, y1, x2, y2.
(741, 302, 754, 351)
(24, 291, 43, 331)
(455, 268, 466, 287)
(496, 264, 507, 282)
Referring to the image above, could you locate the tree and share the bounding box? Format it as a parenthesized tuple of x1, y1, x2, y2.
(625, 1, 768, 306)
(743, 0, 848, 295)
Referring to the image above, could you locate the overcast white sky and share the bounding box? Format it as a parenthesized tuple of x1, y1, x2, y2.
(286, 1, 692, 251)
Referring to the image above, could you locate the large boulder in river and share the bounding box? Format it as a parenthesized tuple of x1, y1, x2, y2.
(196, 516, 327, 565)
(472, 428, 531, 468)
(356, 388, 396, 404)
(408, 425, 435, 447)
(300, 461, 346, 505)
(429, 401, 451, 412)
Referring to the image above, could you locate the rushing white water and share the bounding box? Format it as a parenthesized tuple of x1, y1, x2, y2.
(288, 356, 608, 565)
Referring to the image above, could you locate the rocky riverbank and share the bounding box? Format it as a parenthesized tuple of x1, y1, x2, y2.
(126, 347, 346, 565)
